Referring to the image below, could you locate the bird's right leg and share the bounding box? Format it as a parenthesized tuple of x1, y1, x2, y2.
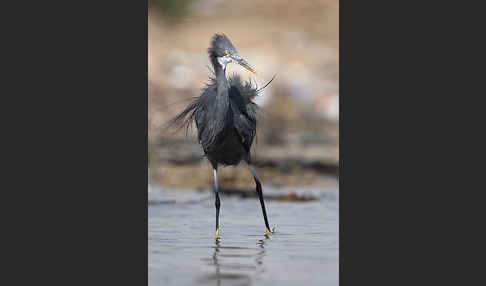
(213, 167, 221, 238)
(249, 164, 275, 235)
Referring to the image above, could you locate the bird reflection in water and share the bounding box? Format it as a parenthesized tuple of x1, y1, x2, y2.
(209, 236, 269, 286)
(212, 239, 222, 286)
(255, 238, 266, 267)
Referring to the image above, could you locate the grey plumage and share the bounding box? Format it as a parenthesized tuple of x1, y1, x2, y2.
(169, 73, 260, 165)
(168, 34, 263, 167)
(167, 34, 275, 236)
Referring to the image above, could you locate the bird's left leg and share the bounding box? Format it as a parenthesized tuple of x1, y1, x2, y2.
(249, 164, 275, 235)
(213, 167, 221, 238)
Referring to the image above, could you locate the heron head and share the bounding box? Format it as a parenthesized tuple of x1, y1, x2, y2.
(208, 34, 258, 75)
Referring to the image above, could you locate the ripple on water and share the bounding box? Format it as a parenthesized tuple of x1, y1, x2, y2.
(149, 187, 339, 286)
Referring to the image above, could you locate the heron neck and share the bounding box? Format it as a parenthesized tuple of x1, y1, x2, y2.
(211, 56, 229, 94)
(215, 67, 228, 86)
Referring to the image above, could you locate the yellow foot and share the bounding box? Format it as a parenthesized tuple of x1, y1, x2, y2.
(215, 229, 220, 238)
(265, 227, 276, 235)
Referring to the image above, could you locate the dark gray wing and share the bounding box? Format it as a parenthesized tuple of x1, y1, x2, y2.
(228, 74, 258, 101)
(167, 82, 229, 153)
(228, 75, 260, 153)
(195, 84, 232, 152)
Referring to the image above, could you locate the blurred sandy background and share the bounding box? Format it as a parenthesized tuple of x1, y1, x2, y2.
(148, 0, 339, 191)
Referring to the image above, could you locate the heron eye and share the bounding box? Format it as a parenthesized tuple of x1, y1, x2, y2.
(224, 50, 230, 56)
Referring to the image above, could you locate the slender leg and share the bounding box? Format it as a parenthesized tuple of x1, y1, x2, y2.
(213, 167, 221, 238)
(249, 164, 274, 234)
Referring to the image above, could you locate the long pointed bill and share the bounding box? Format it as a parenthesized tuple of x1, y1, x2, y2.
(232, 54, 259, 75)
(238, 60, 259, 75)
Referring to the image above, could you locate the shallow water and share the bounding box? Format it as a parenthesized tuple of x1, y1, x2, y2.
(148, 186, 339, 286)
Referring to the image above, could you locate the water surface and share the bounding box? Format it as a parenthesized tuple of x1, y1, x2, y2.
(148, 186, 339, 286)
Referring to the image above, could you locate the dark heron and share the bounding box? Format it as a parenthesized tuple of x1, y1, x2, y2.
(168, 34, 275, 238)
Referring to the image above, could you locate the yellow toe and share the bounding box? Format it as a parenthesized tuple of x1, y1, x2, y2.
(215, 229, 220, 238)
(265, 227, 276, 234)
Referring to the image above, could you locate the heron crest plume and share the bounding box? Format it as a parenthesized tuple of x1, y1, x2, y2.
(207, 34, 237, 58)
